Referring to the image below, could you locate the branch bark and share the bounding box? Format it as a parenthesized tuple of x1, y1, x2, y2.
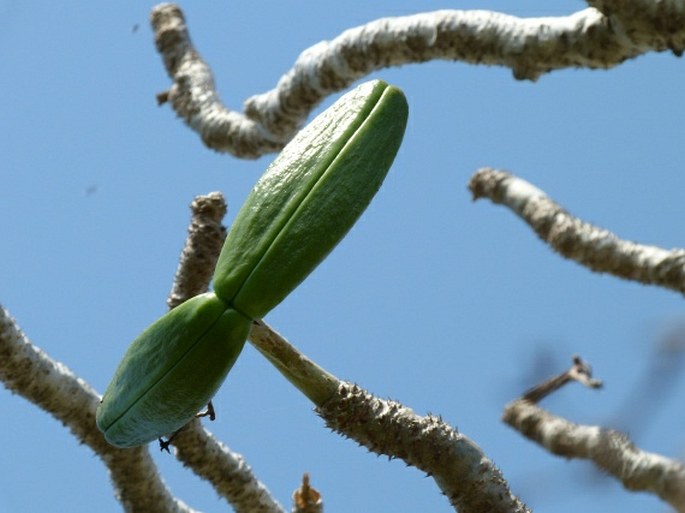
(0, 193, 283, 513)
(247, 320, 529, 513)
(320, 383, 529, 513)
(0, 305, 195, 513)
(167, 192, 227, 310)
(469, 168, 685, 296)
(150, 2, 685, 158)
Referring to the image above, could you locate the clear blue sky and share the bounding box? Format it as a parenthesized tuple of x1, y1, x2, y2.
(1, 2, 684, 512)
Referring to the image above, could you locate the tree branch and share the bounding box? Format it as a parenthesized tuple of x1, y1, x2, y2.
(247, 320, 529, 513)
(503, 356, 685, 512)
(469, 168, 685, 296)
(248, 320, 339, 407)
(320, 383, 529, 513)
(0, 305, 195, 513)
(170, 419, 286, 513)
(150, 2, 685, 158)
(292, 474, 322, 513)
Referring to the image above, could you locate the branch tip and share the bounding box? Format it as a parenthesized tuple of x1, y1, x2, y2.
(521, 355, 602, 403)
(293, 473, 322, 513)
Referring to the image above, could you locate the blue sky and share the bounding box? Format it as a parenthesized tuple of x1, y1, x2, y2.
(1, 2, 684, 512)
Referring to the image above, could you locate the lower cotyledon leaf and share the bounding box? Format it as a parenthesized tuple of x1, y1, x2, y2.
(96, 79, 408, 448)
(96, 293, 250, 447)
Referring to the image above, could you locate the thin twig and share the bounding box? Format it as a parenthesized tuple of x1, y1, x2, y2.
(469, 168, 685, 296)
(248, 320, 339, 407)
(150, 3, 685, 157)
(521, 355, 602, 403)
(503, 356, 685, 512)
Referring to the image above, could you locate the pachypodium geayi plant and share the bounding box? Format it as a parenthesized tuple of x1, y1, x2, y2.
(96, 80, 408, 448)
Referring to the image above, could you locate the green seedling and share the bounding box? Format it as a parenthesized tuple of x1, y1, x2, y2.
(97, 80, 408, 447)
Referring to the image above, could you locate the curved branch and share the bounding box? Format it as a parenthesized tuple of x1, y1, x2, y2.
(150, 2, 685, 158)
(0, 305, 195, 513)
(503, 357, 685, 512)
(151, 4, 283, 158)
(469, 168, 685, 296)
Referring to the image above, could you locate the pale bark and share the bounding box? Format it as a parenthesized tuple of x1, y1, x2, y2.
(469, 168, 685, 296)
(151, 2, 685, 157)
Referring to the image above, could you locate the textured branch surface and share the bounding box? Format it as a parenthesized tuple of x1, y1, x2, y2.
(504, 401, 685, 511)
(167, 191, 227, 309)
(150, 2, 685, 157)
(318, 382, 529, 513)
(0, 305, 194, 513)
(151, 4, 283, 158)
(247, 321, 527, 512)
(469, 168, 685, 296)
(170, 419, 286, 513)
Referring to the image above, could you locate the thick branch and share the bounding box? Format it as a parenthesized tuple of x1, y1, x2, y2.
(0, 305, 194, 513)
(589, 0, 685, 56)
(320, 383, 529, 513)
(150, 2, 685, 157)
(151, 4, 283, 158)
(469, 168, 685, 296)
(247, 321, 528, 513)
(503, 357, 685, 512)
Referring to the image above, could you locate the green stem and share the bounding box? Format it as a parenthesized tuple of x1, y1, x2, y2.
(248, 320, 339, 407)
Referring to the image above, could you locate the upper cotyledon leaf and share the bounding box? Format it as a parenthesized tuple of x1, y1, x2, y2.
(213, 79, 408, 319)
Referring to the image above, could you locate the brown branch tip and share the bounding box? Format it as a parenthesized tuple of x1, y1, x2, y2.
(293, 473, 322, 512)
(522, 355, 603, 403)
